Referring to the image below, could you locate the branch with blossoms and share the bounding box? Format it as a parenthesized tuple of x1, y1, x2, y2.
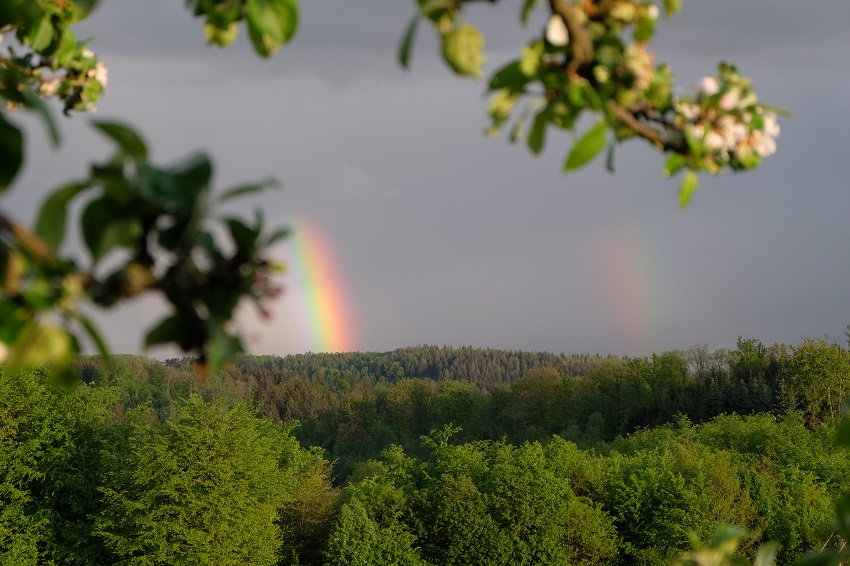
(0, 2, 109, 116)
(400, 0, 786, 206)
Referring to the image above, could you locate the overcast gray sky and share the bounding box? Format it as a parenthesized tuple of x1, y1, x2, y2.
(7, 0, 850, 357)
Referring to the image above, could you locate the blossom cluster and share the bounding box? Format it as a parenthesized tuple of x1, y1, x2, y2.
(2, 30, 108, 113)
(673, 66, 780, 170)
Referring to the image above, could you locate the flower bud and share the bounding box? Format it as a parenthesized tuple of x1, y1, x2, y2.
(698, 76, 720, 97)
(719, 88, 740, 111)
(545, 15, 569, 46)
(645, 4, 659, 19)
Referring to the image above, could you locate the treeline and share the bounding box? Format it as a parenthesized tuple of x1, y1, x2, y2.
(167, 345, 611, 387)
(85, 338, 850, 478)
(3, 335, 850, 565)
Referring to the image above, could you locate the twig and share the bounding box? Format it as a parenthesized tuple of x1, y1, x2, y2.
(0, 208, 54, 262)
(606, 100, 688, 153)
(550, 0, 594, 72)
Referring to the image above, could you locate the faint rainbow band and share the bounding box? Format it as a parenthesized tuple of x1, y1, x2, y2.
(288, 220, 356, 353)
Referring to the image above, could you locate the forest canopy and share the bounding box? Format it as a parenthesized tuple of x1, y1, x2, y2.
(2, 334, 850, 565)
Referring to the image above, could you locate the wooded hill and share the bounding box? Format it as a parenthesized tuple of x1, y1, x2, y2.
(3, 336, 850, 565)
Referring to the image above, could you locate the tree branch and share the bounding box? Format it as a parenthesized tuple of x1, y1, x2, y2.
(0, 208, 54, 262)
(549, 0, 594, 71)
(606, 100, 687, 153)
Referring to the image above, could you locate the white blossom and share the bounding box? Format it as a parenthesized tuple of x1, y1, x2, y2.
(762, 112, 780, 138)
(698, 76, 719, 97)
(0, 342, 7, 363)
(674, 99, 701, 121)
(39, 77, 60, 97)
(704, 130, 725, 153)
(717, 115, 748, 147)
(610, 2, 637, 22)
(625, 44, 653, 90)
(92, 61, 109, 87)
(719, 87, 740, 111)
(753, 131, 777, 157)
(646, 4, 660, 20)
(545, 15, 569, 46)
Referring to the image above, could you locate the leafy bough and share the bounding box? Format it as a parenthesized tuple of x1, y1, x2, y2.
(400, 0, 787, 208)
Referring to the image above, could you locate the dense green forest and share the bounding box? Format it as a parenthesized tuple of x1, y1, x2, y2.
(3, 336, 850, 565)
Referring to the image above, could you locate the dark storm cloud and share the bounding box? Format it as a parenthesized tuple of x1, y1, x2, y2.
(7, 1, 850, 356)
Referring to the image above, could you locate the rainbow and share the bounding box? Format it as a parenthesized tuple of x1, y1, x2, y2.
(286, 220, 357, 353)
(592, 223, 665, 356)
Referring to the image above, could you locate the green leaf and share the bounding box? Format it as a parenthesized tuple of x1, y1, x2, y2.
(521, 0, 539, 26)
(581, 83, 603, 111)
(679, 170, 699, 209)
(29, 16, 54, 51)
(709, 524, 746, 548)
(398, 16, 419, 68)
(245, 0, 299, 57)
(92, 120, 148, 160)
(226, 217, 260, 252)
(663, 0, 682, 18)
(157, 221, 188, 251)
(22, 279, 54, 310)
(527, 108, 548, 156)
(754, 542, 780, 566)
(218, 179, 278, 203)
(56, 28, 77, 66)
(663, 154, 686, 178)
(758, 103, 792, 118)
(203, 21, 239, 46)
(7, 323, 73, 368)
(684, 126, 704, 160)
(20, 87, 60, 147)
(167, 153, 213, 198)
(634, 14, 655, 42)
(509, 112, 527, 144)
(488, 62, 530, 92)
(564, 120, 608, 171)
(68, 0, 99, 22)
(145, 314, 189, 348)
(81, 198, 140, 262)
(606, 143, 616, 172)
(0, 113, 24, 193)
(34, 182, 91, 249)
(0, 301, 29, 344)
(263, 227, 290, 247)
(441, 24, 486, 79)
(77, 314, 110, 357)
(140, 154, 212, 212)
(519, 40, 544, 76)
(206, 326, 244, 374)
(486, 88, 521, 135)
(419, 0, 454, 20)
